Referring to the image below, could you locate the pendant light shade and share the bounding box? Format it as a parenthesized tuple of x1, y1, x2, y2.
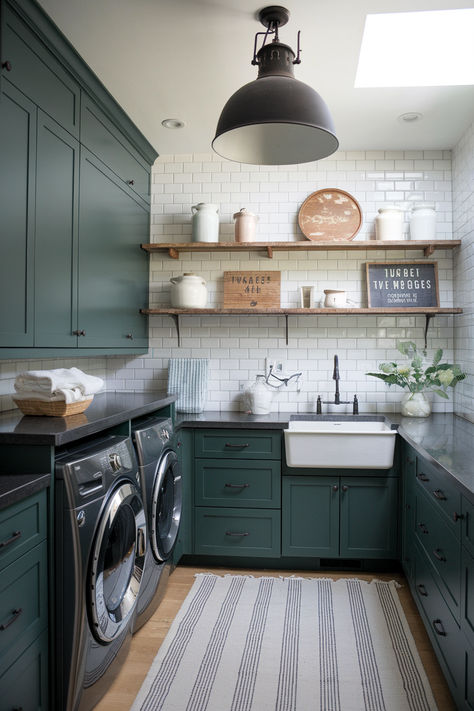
(212, 6, 338, 165)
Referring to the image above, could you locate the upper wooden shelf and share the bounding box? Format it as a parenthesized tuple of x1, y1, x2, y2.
(142, 307, 462, 316)
(141, 239, 461, 259)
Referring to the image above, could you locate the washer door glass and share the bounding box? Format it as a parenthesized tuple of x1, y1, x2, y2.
(151, 450, 182, 562)
(89, 481, 146, 642)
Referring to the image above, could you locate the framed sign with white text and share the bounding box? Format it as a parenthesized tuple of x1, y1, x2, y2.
(366, 261, 439, 308)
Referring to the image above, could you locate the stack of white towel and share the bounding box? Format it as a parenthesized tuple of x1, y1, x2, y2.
(14, 367, 104, 404)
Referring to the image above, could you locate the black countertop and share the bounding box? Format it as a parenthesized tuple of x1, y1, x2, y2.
(0, 391, 176, 446)
(0, 473, 50, 511)
(177, 411, 474, 500)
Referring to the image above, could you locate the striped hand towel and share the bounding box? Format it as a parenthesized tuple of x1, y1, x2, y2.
(167, 358, 209, 413)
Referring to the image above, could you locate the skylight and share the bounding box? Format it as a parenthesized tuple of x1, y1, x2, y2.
(355, 9, 474, 88)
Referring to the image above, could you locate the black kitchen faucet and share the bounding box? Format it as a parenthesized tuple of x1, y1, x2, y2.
(317, 355, 359, 414)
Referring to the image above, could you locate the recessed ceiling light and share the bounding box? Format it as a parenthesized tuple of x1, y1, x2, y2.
(398, 112, 423, 123)
(355, 9, 474, 88)
(161, 118, 185, 129)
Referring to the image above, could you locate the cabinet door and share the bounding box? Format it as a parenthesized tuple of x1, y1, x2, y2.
(78, 148, 149, 348)
(401, 441, 417, 578)
(34, 111, 79, 346)
(0, 81, 35, 346)
(174, 429, 193, 561)
(340, 477, 399, 558)
(282, 476, 339, 557)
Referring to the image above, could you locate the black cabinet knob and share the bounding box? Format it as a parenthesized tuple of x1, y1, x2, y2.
(126, 333, 133, 339)
(127, 179, 135, 185)
(2, 60, 12, 71)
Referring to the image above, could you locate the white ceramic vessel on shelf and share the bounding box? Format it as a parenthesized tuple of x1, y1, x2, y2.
(170, 273, 208, 308)
(243, 376, 273, 414)
(400, 391, 431, 417)
(233, 208, 258, 242)
(191, 203, 219, 242)
(324, 289, 346, 307)
(375, 206, 404, 240)
(409, 203, 436, 240)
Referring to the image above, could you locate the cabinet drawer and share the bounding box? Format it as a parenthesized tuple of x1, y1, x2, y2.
(0, 629, 48, 708)
(2, 5, 80, 136)
(194, 507, 280, 557)
(195, 459, 280, 508)
(415, 489, 460, 617)
(463, 497, 474, 558)
(413, 545, 463, 696)
(0, 490, 47, 571)
(462, 547, 474, 650)
(416, 455, 462, 532)
(194, 430, 281, 460)
(81, 94, 150, 203)
(0, 541, 48, 672)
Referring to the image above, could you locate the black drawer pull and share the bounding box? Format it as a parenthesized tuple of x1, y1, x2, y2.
(418, 522, 429, 534)
(0, 607, 22, 631)
(12, 707, 24, 710)
(433, 489, 447, 501)
(224, 483, 250, 489)
(417, 472, 430, 482)
(417, 584, 428, 597)
(225, 531, 249, 537)
(225, 443, 249, 448)
(432, 619, 446, 636)
(433, 548, 446, 562)
(0, 530, 21, 549)
(453, 511, 464, 522)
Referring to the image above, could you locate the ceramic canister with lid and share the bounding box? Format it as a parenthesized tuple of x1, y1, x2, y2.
(170, 274, 208, 308)
(375, 205, 404, 241)
(233, 208, 259, 242)
(409, 203, 436, 240)
(191, 203, 219, 243)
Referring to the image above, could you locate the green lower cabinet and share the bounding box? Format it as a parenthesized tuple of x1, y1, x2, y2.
(195, 459, 281, 508)
(173, 428, 193, 563)
(282, 476, 339, 557)
(282, 475, 398, 559)
(465, 641, 474, 710)
(0, 629, 49, 709)
(194, 507, 280, 557)
(401, 441, 416, 577)
(463, 497, 474, 559)
(340, 476, 398, 558)
(462, 547, 474, 650)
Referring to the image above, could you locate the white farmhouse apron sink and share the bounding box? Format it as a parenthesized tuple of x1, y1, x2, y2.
(284, 416, 397, 469)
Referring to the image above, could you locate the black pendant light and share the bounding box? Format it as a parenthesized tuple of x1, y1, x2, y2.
(212, 5, 339, 165)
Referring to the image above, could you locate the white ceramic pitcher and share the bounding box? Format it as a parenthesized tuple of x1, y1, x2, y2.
(170, 274, 208, 308)
(191, 203, 219, 243)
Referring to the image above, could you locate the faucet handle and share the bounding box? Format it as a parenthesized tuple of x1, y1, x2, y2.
(353, 394, 359, 415)
(333, 355, 340, 381)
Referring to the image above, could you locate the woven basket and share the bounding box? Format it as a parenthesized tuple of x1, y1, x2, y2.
(13, 396, 94, 417)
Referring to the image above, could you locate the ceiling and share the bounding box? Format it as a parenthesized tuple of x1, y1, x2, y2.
(37, 0, 474, 157)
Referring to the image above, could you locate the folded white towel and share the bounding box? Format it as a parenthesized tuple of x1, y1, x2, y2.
(13, 390, 91, 404)
(15, 367, 104, 404)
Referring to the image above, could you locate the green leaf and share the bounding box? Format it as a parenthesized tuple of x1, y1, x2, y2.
(432, 348, 443, 366)
(433, 389, 449, 399)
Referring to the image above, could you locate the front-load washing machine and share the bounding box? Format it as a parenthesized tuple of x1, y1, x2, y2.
(54, 434, 146, 711)
(131, 415, 182, 631)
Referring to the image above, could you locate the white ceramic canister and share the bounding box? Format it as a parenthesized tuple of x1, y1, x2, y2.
(170, 273, 207, 308)
(233, 208, 259, 242)
(191, 203, 219, 243)
(324, 289, 346, 307)
(409, 203, 436, 240)
(375, 206, 404, 241)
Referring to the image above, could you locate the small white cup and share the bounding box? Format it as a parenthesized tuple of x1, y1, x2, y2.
(300, 286, 314, 308)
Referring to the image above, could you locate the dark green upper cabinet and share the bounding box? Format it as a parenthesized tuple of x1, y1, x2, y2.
(0, 81, 36, 347)
(78, 149, 149, 348)
(34, 110, 79, 347)
(0, 0, 157, 358)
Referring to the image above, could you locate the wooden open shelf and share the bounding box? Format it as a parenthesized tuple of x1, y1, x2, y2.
(141, 239, 461, 259)
(141, 306, 462, 348)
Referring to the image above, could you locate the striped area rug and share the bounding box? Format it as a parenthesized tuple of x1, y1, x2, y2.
(131, 574, 437, 711)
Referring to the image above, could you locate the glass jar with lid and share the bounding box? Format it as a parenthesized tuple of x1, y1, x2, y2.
(409, 203, 436, 240)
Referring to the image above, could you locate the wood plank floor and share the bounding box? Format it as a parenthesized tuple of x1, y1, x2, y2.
(94, 564, 456, 711)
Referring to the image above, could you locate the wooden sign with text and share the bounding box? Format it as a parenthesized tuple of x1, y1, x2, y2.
(366, 261, 439, 308)
(223, 271, 281, 308)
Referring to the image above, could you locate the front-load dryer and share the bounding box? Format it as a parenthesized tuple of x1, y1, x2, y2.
(131, 415, 182, 631)
(54, 434, 146, 711)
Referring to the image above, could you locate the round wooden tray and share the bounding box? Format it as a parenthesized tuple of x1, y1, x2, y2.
(298, 188, 362, 241)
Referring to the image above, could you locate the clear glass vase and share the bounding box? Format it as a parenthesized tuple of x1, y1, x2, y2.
(400, 391, 431, 417)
